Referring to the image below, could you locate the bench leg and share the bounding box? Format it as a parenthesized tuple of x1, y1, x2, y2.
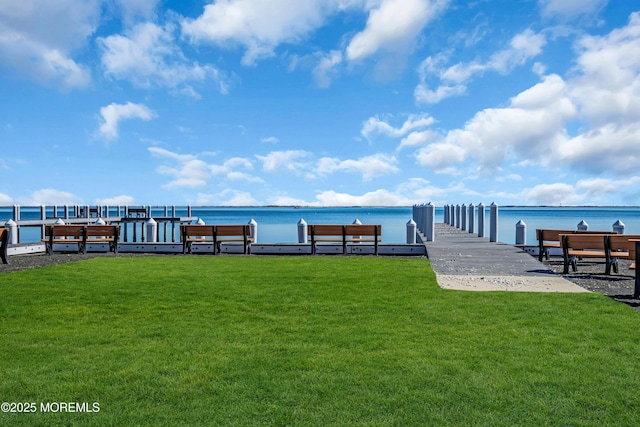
(0, 249, 7, 264)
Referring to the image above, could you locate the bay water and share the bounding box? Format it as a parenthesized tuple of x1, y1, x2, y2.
(2, 205, 640, 246)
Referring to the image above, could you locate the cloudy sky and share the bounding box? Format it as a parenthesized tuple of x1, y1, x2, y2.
(1, 0, 639, 207)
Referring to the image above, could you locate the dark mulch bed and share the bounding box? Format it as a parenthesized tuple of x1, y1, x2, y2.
(2, 251, 639, 311)
(542, 257, 640, 311)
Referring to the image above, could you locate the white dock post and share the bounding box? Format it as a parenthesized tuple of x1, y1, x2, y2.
(515, 220, 526, 245)
(94, 218, 106, 225)
(477, 203, 485, 238)
(468, 203, 475, 234)
(489, 202, 498, 243)
(406, 219, 417, 244)
(249, 218, 258, 243)
(425, 202, 435, 242)
(5, 219, 17, 244)
(456, 205, 461, 228)
(298, 218, 308, 243)
(64, 205, 70, 219)
(577, 220, 589, 231)
(450, 205, 455, 226)
(145, 218, 158, 243)
(613, 220, 625, 234)
(443, 204, 449, 224)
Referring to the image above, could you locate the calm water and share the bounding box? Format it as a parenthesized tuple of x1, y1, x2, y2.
(2, 205, 640, 245)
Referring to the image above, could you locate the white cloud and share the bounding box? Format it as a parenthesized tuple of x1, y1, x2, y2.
(196, 189, 260, 206)
(112, 0, 160, 25)
(346, 0, 448, 61)
(149, 148, 263, 188)
(98, 102, 157, 140)
(95, 195, 136, 205)
(0, 0, 96, 88)
(538, 0, 608, 20)
(315, 153, 399, 181)
(523, 183, 582, 206)
(362, 113, 435, 140)
(149, 147, 211, 189)
(577, 176, 640, 202)
(99, 22, 229, 95)
(260, 136, 279, 143)
(0, 193, 13, 205)
(256, 150, 311, 173)
(313, 50, 343, 88)
(181, 0, 330, 66)
(18, 188, 81, 206)
(415, 29, 546, 104)
(417, 74, 577, 173)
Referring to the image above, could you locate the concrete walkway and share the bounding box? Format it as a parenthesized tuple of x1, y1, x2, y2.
(425, 224, 588, 292)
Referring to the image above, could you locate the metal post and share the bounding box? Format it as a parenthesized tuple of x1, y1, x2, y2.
(406, 219, 417, 244)
(477, 203, 485, 238)
(249, 218, 258, 244)
(613, 220, 625, 234)
(5, 219, 17, 244)
(425, 202, 435, 242)
(468, 203, 475, 234)
(489, 202, 498, 243)
(298, 218, 308, 244)
(146, 218, 158, 243)
(515, 220, 526, 245)
(456, 205, 461, 228)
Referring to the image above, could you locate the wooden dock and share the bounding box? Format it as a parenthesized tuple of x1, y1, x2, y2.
(425, 223, 588, 292)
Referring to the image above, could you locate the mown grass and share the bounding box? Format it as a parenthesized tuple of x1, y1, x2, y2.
(1, 256, 640, 426)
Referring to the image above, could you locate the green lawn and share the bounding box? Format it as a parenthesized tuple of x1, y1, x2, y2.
(1, 256, 640, 426)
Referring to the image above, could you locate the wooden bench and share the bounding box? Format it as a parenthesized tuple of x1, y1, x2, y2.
(604, 234, 640, 275)
(0, 227, 8, 264)
(561, 233, 615, 274)
(181, 224, 253, 254)
(44, 225, 87, 255)
(536, 229, 611, 261)
(182, 225, 215, 254)
(215, 225, 253, 254)
(86, 225, 119, 254)
(308, 224, 381, 255)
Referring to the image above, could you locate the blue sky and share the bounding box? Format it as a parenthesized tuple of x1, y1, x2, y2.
(1, 0, 639, 207)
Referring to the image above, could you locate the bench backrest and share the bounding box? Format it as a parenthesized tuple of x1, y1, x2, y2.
(0, 227, 7, 244)
(537, 229, 576, 242)
(561, 233, 613, 251)
(215, 225, 250, 237)
(537, 229, 612, 242)
(181, 224, 215, 237)
(308, 224, 382, 237)
(606, 234, 640, 253)
(345, 224, 381, 236)
(308, 224, 345, 236)
(86, 225, 119, 238)
(46, 225, 86, 238)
